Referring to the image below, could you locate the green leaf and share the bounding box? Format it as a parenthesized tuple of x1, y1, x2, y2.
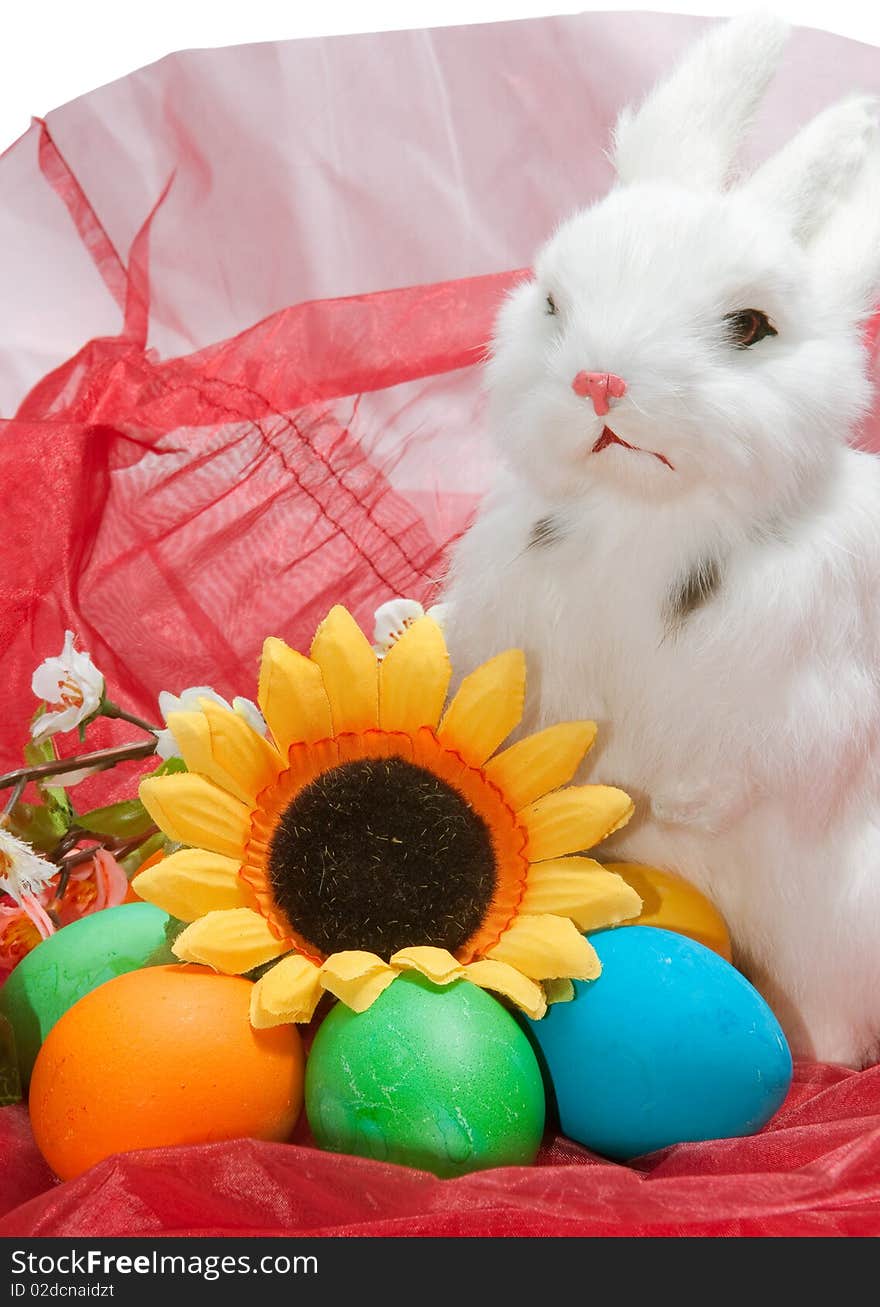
(147, 756, 187, 777)
(6, 801, 67, 852)
(34, 789, 74, 842)
(77, 799, 154, 840)
(0, 1016, 22, 1106)
(120, 831, 168, 877)
(40, 784, 74, 824)
(23, 730, 75, 830)
(23, 727, 57, 769)
(143, 915, 187, 967)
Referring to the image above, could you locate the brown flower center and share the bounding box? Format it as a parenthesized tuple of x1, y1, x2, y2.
(267, 756, 496, 958)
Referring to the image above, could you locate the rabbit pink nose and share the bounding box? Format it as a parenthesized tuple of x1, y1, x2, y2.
(572, 371, 627, 417)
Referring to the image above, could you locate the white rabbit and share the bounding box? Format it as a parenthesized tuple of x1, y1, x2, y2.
(441, 14, 880, 1067)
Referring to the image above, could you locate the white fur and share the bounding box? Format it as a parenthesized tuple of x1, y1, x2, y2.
(612, 13, 789, 189)
(442, 16, 880, 1066)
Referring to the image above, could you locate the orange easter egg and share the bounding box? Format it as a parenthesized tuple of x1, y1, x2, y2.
(605, 862, 733, 961)
(29, 965, 303, 1181)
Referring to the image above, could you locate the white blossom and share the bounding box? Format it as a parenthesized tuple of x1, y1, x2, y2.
(155, 686, 267, 761)
(372, 598, 448, 658)
(31, 631, 105, 742)
(0, 829, 57, 906)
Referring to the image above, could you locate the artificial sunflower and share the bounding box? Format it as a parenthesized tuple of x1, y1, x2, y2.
(135, 606, 641, 1026)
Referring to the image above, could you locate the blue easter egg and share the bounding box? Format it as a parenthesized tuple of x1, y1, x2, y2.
(528, 925, 792, 1160)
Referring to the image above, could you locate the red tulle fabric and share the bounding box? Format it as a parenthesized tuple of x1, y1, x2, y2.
(2, 13, 880, 1237)
(2, 1063, 880, 1236)
(0, 122, 519, 804)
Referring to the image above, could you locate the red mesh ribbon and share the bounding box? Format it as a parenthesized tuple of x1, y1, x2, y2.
(2, 1063, 880, 1236)
(0, 125, 526, 806)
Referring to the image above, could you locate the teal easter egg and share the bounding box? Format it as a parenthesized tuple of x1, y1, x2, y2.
(305, 972, 545, 1177)
(0, 902, 172, 1087)
(528, 926, 792, 1160)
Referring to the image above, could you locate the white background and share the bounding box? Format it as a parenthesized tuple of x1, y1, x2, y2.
(0, 2, 878, 155)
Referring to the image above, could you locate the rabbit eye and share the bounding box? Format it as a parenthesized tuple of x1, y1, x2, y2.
(545, 293, 558, 317)
(725, 309, 777, 349)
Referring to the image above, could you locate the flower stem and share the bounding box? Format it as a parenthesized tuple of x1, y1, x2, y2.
(49, 827, 86, 863)
(46, 822, 159, 885)
(58, 844, 103, 873)
(101, 701, 161, 734)
(0, 740, 157, 791)
(1, 776, 26, 822)
(110, 825, 160, 862)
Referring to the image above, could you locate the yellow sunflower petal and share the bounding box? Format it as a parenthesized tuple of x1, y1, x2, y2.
(462, 959, 547, 1019)
(309, 606, 379, 734)
(379, 617, 451, 734)
(196, 699, 283, 803)
(172, 908, 288, 973)
(483, 721, 598, 810)
(164, 710, 215, 778)
(320, 950, 397, 1012)
(487, 913, 601, 980)
(437, 649, 526, 766)
(520, 856, 643, 931)
(258, 636, 333, 751)
(139, 774, 250, 859)
(521, 785, 634, 861)
(250, 954, 324, 1027)
(132, 848, 251, 921)
(544, 977, 575, 1005)
(389, 945, 463, 984)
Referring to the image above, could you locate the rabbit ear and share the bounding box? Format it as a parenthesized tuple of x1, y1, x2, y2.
(810, 132, 880, 316)
(742, 96, 880, 246)
(611, 14, 789, 190)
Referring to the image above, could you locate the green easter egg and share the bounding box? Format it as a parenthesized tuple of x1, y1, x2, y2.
(305, 972, 545, 1177)
(0, 902, 172, 1087)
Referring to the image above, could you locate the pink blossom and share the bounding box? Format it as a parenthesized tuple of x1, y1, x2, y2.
(50, 848, 128, 928)
(0, 893, 55, 979)
(0, 847, 128, 977)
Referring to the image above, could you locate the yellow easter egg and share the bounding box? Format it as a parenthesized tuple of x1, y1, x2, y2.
(603, 862, 733, 961)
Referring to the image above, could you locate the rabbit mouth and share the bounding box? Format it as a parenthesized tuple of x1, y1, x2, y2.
(592, 426, 674, 471)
